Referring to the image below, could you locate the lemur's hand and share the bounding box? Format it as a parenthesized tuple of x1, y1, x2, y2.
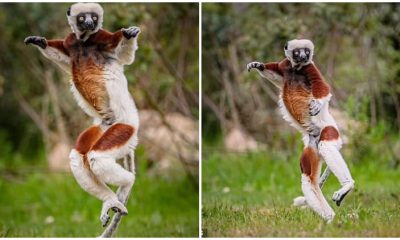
(247, 61, 265, 72)
(122, 26, 141, 39)
(309, 98, 324, 116)
(24, 36, 47, 49)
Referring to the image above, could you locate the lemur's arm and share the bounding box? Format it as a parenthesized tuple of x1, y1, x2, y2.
(118, 27, 140, 65)
(93, 27, 140, 66)
(24, 36, 71, 73)
(247, 61, 284, 89)
(303, 63, 331, 116)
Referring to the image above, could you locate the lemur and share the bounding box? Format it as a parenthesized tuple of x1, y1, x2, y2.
(25, 3, 140, 227)
(247, 39, 354, 222)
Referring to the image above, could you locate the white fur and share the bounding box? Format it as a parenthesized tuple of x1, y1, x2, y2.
(293, 196, 307, 207)
(67, 3, 104, 41)
(285, 39, 314, 68)
(115, 30, 139, 65)
(70, 83, 103, 123)
(301, 174, 335, 222)
(319, 140, 355, 201)
(69, 149, 118, 202)
(256, 68, 283, 89)
(39, 47, 71, 73)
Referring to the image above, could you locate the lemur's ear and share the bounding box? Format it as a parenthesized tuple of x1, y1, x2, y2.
(67, 7, 71, 16)
(284, 42, 288, 51)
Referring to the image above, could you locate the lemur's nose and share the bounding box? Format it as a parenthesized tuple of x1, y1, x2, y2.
(84, 19, 94, 30)
(300, 54, 307, 61)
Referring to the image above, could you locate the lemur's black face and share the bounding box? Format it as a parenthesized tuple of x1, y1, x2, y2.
(292, 48, 311, 64)
(76, 12, 99, 31)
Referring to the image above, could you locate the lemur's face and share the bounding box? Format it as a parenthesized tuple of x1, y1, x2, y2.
(76, 12, 99, 31)
(291, 48, 311, 65)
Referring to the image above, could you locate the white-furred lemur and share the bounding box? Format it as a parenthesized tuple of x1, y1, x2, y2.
(247, 39, 354, 222)
(25, 3, 140, 227)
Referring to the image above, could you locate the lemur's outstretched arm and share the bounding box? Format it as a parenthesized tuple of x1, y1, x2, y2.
(118, 27, 140, 65)
(90, 27, 140, 65)
(247, 61, 284, 89)
(24, 36, 71, 73)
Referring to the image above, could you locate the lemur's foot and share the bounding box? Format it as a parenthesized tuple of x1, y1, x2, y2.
(24, 36, 47, 49)
(102, 112, 116, 126)
(309, 98, 323, 116)
(100, 199, 128, 227)
(308, 125, 321, 139)
(122, 26, 141, 39)
(247, 61, 264, 72)
(100, 212, 111, 227)
(293, 196, 308, 208)
(324, 212, 335, 224)
(332, 181, 354, 206)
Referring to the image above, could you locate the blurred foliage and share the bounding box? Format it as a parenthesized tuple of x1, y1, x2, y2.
(0, 3, 198, 167)
(202, 3, 400, 149)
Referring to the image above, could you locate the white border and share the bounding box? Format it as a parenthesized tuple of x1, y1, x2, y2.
(4, 1, 400, 239)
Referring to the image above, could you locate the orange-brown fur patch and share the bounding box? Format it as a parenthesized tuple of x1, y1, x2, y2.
(282, 83, 312, 125)
(63, 29, 125, 116)
(264, 62, 282, 75)
(320, 126, 339, 141)
(302, 64, 330, 99)
(75, 126, 103, 154)
(47, 39, 69, 56)
(91, 123, 135, 151)
(89, 29, 124, 51)
(300, 146, 320, 184)
(72, 58, 108, 113)
(75, 126, 103, 168)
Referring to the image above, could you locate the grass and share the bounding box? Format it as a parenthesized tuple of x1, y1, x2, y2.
(202, 149, 400, 237)
(0, 157, 199, 237)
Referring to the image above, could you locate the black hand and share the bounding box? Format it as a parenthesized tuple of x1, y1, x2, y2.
(247, 62, 265, 72)
(24, 36, 47, 49)
(122, 27, 141, 39)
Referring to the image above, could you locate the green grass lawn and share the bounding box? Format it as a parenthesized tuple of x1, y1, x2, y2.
(202, 150, 400, 237)
(0, 160, 199, 237)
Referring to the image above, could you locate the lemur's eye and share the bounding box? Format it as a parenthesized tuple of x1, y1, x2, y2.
(294, 51, 299, 56)
(78, 16, 84, 22)
(93, 16, 97, 21)
(306, 50, 310, 55)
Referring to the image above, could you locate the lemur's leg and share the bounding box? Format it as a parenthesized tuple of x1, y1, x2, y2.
(293, 166, 331, 208)
(116, 150, 135, 203)
(69, 126, 128, 227)
(87, 123, 136, 226)
(318, 126, 354, 206)
(299, 135, 335, 222)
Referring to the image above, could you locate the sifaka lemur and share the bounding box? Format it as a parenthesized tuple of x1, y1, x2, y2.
(247, 39, 355, 222)
(25, 3, 141, 227)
